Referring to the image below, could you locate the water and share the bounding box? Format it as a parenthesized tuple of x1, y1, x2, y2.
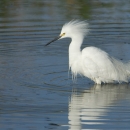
(0, 0, 130, 130)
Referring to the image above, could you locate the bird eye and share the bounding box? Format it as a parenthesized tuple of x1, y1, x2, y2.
(61, 33, 65, 37)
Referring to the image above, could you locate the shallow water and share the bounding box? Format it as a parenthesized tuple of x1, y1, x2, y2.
(0, 0, 130, 130)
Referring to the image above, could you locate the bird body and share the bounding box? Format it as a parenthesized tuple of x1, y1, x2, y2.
(46, 20, 130, 84)
(70, 46, 130, 84)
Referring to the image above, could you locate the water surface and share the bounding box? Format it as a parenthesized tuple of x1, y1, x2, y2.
(0, 0, 130, 130)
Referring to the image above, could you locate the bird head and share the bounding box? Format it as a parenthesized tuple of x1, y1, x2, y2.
(45, 20, 89, 46)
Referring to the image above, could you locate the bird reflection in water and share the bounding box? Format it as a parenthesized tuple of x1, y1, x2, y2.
(68, 84, 130, 130)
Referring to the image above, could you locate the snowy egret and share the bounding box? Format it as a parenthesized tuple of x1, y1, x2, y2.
(45, 20, 130, 84)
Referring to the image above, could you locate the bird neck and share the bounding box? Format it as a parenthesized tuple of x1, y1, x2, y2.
(69, 35, 83, 67)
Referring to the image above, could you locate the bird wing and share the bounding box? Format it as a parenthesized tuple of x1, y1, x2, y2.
(81, 46, 117, 81)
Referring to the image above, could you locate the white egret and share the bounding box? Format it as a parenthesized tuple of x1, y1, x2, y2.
(45, 20, 130, 84)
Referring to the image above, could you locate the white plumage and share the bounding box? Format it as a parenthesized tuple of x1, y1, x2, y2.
(46, 20, 130, 84)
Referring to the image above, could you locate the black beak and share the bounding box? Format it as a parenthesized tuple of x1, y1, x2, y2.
(45, 35, 62, 46)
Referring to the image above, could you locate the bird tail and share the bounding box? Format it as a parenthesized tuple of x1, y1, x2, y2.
(110, 57, 130, 83)
(125, 62, 130, 75)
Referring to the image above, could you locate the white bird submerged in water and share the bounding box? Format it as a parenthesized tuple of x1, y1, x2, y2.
(45, 20, 130, 84)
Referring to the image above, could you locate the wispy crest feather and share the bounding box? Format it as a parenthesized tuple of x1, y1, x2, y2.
(63, 20, 89, 37)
